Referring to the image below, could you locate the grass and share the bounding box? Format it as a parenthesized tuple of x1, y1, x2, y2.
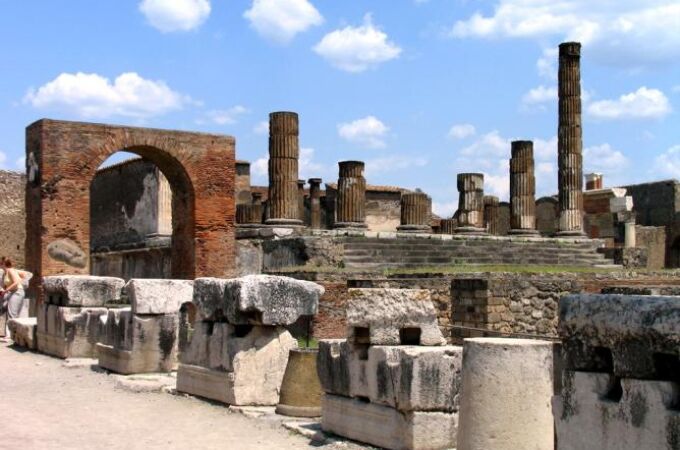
(384, 264, 621, 275)
(297, 336, 319, 349)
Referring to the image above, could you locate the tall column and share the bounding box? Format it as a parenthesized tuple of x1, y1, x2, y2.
(308, 178, 323, 229)
(455, 173, 486, 234)
(335, 161, 367, 229)
(266, 111, 303, 226)
(509, 140, 539, 235)
(297, 179, 306, 224)
(398, 192, 432, 233)
(557, 42, 585, 236)
(250, 192, 263, 224)
(483, 195, 500, 236)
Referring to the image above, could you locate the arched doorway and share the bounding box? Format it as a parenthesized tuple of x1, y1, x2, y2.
(25, 119, 236, 300)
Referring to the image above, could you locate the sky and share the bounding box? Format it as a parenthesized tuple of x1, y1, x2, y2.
(0, 0, 679, 217)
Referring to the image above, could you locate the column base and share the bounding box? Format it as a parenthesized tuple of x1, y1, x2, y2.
(555, 230, 588, 238)
(508, 229, 541, 236)
(265, 218, 304, 227)
(455, 226, 487, 235)
(334, 222, 368, 230)
(397, 225, 432, 233)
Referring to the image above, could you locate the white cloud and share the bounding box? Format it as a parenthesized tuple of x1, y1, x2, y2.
(244, 0, 323, 44)
(537, 47, 558, 79)
(197, 106, 248, 125)
(299, 147, 332, 180)
(251, 155, 269, 185)
(521, 85, 557, 106)
(365, 155, 427, 176)
(447, 123, 476, 140)
(653, 145, 680, 179)
(338, 115, 389, 149)
(314, 14, 402, 73)
(449, 1, 680, 68)
(253, 121, 269, 135)
(459, 130, 508, 158)
(24, 72, 187, 119)
(139, 0, 210, 32)
(432, 200, 457, 218)
(587, 87, 671, 120)
(584, 143, 629, 173)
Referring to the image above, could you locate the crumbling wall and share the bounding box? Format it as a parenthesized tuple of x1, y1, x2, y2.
(0, 170, 26, 266)
(536, 196, 558, 236)
(635, 225, 666, 270)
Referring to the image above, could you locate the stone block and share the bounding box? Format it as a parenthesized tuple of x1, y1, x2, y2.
(177, 323, 297, 405)
(609, 196, 633, 213)
(321, 394, 458, 450)
(126, 279, 194, 315)
(554, 371, 680, 450)
(317, 340, 351, 397)
(347, 288, 445, 346)
(8, 317, 37, 350)
(193, 275, 322, 325)
(97, 313, 179, 374)
(36, 303, 108, 358)
(43, 275, 125, 307)
(559, 294, 680, 378)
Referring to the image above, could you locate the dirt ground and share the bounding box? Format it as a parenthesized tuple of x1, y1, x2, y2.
(0, 341, 358, 450)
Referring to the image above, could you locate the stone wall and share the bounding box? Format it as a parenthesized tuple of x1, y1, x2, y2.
(536, 196, 559, 236)
(324, 184, 405, 231)
(635, 225, 666, 270)
(91, 246, 171, 280)
(497, 202, 510, 235)
(0, 170, 26, 266)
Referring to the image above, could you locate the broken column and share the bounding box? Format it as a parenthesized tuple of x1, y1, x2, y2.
(455, 173, 485, 234)
(250, 192, 263, 225)
(308, 178, 323, 229)
(318, 288, 461, 450)
(297, 179, 306, 224)
(266, 112, 303, 227)
(335, 161, 367, 229)
(177, 275, 323, 405)
(554, 294, 680, 450)
(557, 42, 586, 236)
(398, 192, 432, 233)
(235, 204, 251, 225)
(483, 196, 500, 235)
(37, 275, 125, 358)
(97, 279, 194, 374)
(509, 140, 539, 235)
(457, 338, 557, 450)
(440, 218, 457, 235)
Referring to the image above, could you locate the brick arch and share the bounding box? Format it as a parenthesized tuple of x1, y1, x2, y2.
(26, 119, 236, 298)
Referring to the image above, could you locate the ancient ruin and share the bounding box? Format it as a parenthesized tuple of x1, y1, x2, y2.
(509, 140, 539, 235)
(334, 161, 368, 229)
(455, 173, 485, 234)
(266, 112, 303, 227)
(398, 192, 432, 233)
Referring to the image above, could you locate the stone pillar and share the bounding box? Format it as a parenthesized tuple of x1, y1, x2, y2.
(509, 140, 539, 235)
(585, 173, 603, 191)
(557, 42, 586, 236)
(483, 196, 500, 236)
(625, 221, 636, 248)
(266, 112, 303, 226)
(308, 178, 323, 229)
(440, 218, 457, 235)
(297, 180, 306, 224)
(250, 192, 263, 224)
(397, 192, 432, 233)
(455, 173, 485, 234)
(335, 161, 367, 229)
(235, 204, 250, 225)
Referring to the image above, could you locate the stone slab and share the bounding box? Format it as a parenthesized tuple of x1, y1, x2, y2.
(7, 317, 37, 350)
(317, 340, 351, 397)
(43, 275, 125, 307)
(321, 394, 458, 450)
(36, 304, 109, 358)
(554, 371, 680, 450)
(346, 288, 445, 346)
(559, 294, 680, 378)
(126, 279, 194, 315)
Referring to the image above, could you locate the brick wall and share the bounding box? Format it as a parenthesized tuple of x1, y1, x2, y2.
(0, 170, 25, 267)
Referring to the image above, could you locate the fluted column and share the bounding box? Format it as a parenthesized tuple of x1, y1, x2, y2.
(335, 161, 367, 229)
(456, 173, 486, 234)
(509, 141, 539, 235)
(266, 111, 303, 226)
(235, 204, 250, 225)
(440, 218, 457, 235)
(398, 192, 432, 233)
(297, 179, 306, 224)
(483, 195, 500, 236)
(557, 42, 586, 236)
(308, 178, 322, 229)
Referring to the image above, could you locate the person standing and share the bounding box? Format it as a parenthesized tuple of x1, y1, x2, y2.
(0, 258, 26, 336)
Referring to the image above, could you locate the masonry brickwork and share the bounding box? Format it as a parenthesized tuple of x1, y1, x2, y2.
(0, 170, 26, 266)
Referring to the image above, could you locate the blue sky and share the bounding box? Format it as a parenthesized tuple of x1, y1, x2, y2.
(1, 0, 679, 216)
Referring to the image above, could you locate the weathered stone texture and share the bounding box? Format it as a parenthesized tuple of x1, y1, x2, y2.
(43, 275, 125, 307)
(8, 317, 37, 350)
(335, 161, 367, 229)
(482, 196, 500, 235)
(509, 141, 538, 234)
(536, 196, 559, 235)
(398, 193, 432, 233)
(36, 303, 109, 358)
(266, 112, 302, 226)
(0, 170, 26, 267)
(455, 173, 485, 233)
(126, 278, 194, 315)
(308, 178, 323, 229)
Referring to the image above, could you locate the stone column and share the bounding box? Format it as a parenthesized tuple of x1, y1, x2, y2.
(440, 219, 457, 235)
(509, 140, 539, 235)
(297, 180, 306, 224)
(335, 161, 367, 229)
(455, 173, 485, 234)
(483, 196, 500, 236)
(250, 192, 263, 224)
(266, 112, 303, 226)
(235, 204, 250, 225)
(557, 42, 586, 236)
(398, 192, 432, 233)
(308, 178, 323, 229)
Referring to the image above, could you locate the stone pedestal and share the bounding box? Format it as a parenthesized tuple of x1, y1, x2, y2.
(335, 161, 367, 229)
(455, 173, 486, 234)
(266, 112, 303, 227)
(308, 178, 323, 229)
(482, 196, 500, 236)
(509, 141, 539, 235)
(557, 42, 586, 237)
(398, 192, 432, 233)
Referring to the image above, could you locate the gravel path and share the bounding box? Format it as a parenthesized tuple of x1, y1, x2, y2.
(0, 341, 355, 450)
